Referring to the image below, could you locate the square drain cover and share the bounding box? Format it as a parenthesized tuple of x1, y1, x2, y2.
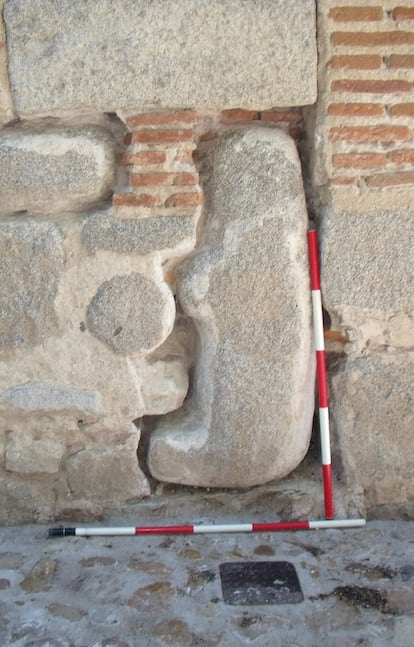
(219, 561, 304, 605)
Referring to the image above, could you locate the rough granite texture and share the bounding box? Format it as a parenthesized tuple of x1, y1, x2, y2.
(82, 212, 198, 256)
(148, 128, 315, 488)
(87, 273, 175, 355)
(331, 353, 414, 512)
(0, 220, 64, 351)
(4, 0, 317, 113)
(0, 381, 104, 420)
(65, 437, 147, 503)
(320, 209, 414, 315)
(0, 127, 115, 215)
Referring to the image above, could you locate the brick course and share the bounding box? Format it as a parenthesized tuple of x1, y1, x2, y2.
(329, 7, 383, 22)
(326, 2, 414, 190)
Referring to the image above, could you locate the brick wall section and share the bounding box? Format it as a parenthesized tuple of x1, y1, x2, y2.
(325, 3, 414, 189)
(113, 110, 203, 216)
(114, 108, 305, 216)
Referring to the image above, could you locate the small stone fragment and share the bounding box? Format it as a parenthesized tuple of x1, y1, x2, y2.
(142, 358, 189, 415)
(65, 441, 150, 502)
(79, 556, 116, 567)
(151, 619, 193, 646)
(20, 558, 58, 592)
(47, 603, 85, 622)
(127, 582, 175, 611)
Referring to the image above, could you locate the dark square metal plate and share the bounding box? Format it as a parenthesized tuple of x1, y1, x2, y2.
(219, 561, 304, 605)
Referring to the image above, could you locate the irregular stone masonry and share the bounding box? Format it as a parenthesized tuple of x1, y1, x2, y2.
(114, 108, 305, 219)
(320, 2, 414, 192)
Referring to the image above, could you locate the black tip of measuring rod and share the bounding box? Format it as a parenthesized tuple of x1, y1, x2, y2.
(48, 527, 76, 537)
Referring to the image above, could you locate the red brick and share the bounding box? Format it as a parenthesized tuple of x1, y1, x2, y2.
(332, 153, 386, 168)
(331, 31, 414, 46)
(131, 130, 194, 145)
(130, 172, 199, 187)
(331, 79, 412, 93)
(126, 111, 197, 129)
(173, 173, 199, 185)
(392, 7, 414, 20)
(388, 103, 414, 116)
(328, 102, 384, 116)
(329, 54, 382, 69)
(329, 6, 383, 21)
(385, 54, 414, 68)
(365, 171, 414, 187)
(329, 125, 412, 142)
(220, 109, 257, 122)
(331, 176, 359, 185)
(131, 173, 174, 187)
(117, 151, 166, 165)
(388, 149, 414, 164)
(260, 110, 302, 123)
(164, 192, 204, 208)
(113, 193, 159, 207)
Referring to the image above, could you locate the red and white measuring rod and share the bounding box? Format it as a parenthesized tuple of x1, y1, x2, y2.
(308, 229, 334, 520)
(48, 519, 365, 537)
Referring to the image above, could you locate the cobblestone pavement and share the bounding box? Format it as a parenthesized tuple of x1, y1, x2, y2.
(1, 495, 413, 647)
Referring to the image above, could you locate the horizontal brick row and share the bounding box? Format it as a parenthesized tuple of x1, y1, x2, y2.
(130, 172, 199, 187)
(329, 6, 414, 22)
(113, 192, 203, 208)
(331, 31, 414, 46)
(330, 54, 414, 68)
(331, 79, 413, 93)
(126, 111, 197, 129)
(329, 6, 383, 22)
(332, 171, 414, 187)
(329, 125, 412, 142)
(124, 130, 194, 146)
(332, 150, 414, 168)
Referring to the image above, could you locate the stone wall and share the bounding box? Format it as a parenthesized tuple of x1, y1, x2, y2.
(308, 0, 414, 517)
(0, 0, 412, 522)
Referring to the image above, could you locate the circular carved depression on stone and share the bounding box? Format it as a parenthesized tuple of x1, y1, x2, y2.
(87, 274, 170, 355)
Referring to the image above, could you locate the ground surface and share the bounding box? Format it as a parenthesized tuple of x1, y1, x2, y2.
(0, 487, 413, 647)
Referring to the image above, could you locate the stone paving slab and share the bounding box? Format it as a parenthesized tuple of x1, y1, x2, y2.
(0, 517, 413, 646)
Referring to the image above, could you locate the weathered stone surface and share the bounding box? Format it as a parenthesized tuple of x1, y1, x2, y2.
(320, 209, 414, 315)
(5, 430, 64, 474)
(0, 1, 15, 124)
(0, 381, 104, 419)
(65, 436, 149, 502)
(82, 212, 197, 256)
(20, 558, 57, 593)
(0, 221, 64, 352)
(331, 353, 414, 510)
(0, 476, 56, 524)
(0, 127, 115, 215)
(141, 358, 189, 415)
(4, 0, 317, 113)
(87, 273, 175, 355)
(148, 128, 314, 488)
